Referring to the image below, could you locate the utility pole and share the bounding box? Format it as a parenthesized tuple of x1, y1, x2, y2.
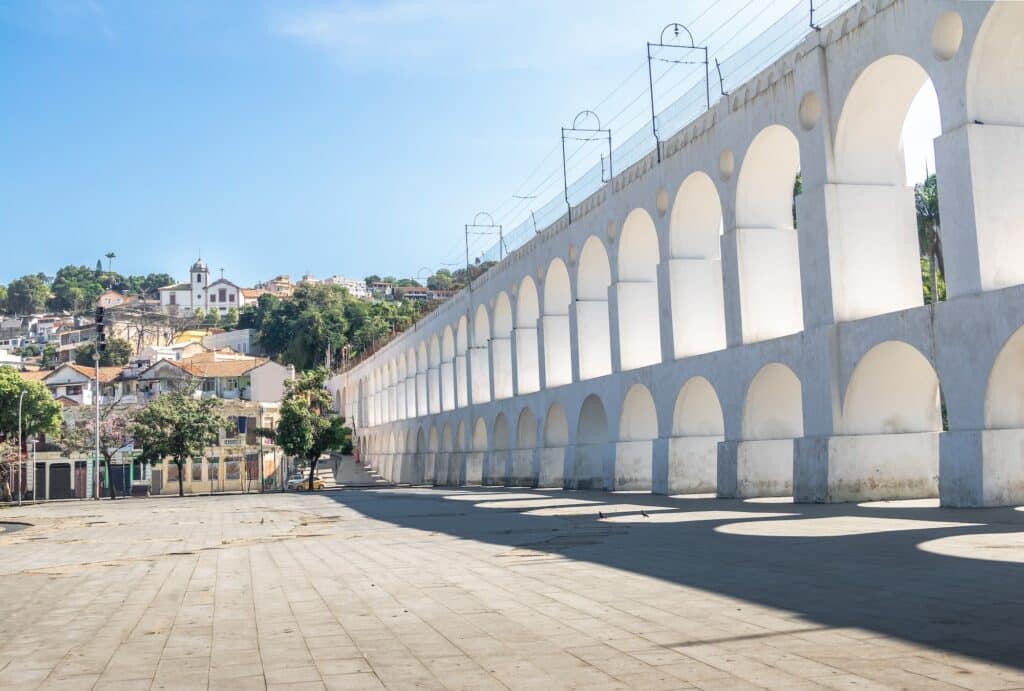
(17, 390, 25, 506)
(94, 306, 107, 500)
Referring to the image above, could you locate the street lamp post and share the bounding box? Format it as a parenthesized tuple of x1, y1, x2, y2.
(17, 390, 26, 506)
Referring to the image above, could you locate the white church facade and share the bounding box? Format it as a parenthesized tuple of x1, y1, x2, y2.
(159, 259, 249, 316)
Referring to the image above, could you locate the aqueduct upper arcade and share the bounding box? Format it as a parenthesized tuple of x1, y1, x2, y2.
(330, 0, 1024, 508)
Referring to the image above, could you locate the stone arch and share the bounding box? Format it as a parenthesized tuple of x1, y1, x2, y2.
(471, 304, 491, 404)
(492, 292, 514, 400)
(833, 341, 941, 500)
(456, 421, 466, 452)
(416, 426, 426, 453)
(743, 363, 804, 440)
(516, 408, 537, 449)
(405, 428, 415, 454)
(831, 55, 938, 321)
(544, 403, 569, 447)
(543, 258, 573, 387)
(539, 401, 569, 488)
(472, 417, 488, 451)
(455, 316, 469, 408)
(735, 125, 804, 343)
(395, 357, 406, 421)
(619, 384, 658, 441)
(669, 171, 726, 358)
(428, 335, 442, 414)
(416, 342, 429, 416)
(428, 426, 439, 452)
(573, 394, 608, 490)
(669, 376, 724, 494)
(617, 209, 662, 370)
(738, 363, 802, 497)
(615, 384, 657, 491)
(406, 348, 418, 418)
(441, 423, 454, 452)
(985, 326, 1024, 430)
(577, 236, 613, 380)
(516, 276, 541, 394)
(968, 4, 1024, 128)
(960, 4, 1024, 293)
(843, 341, 941, 435)
(673, 377, 724, 437)
(441, 326, 456, 411)
(488, 412, 510, 485)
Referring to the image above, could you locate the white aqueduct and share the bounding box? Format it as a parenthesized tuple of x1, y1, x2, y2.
(328, 0, 1024, 507)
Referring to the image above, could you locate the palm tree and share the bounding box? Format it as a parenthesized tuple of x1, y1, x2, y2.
(105, 252, 116, 274)
(915, 174, 943, 304)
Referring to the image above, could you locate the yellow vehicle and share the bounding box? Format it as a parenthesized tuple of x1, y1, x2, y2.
(287, 475, 326, 491)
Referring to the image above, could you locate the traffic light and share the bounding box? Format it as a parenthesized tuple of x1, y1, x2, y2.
(94, 306, 107, 353)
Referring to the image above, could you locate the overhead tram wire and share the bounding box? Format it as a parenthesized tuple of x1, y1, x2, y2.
(439, 0, 801, 274)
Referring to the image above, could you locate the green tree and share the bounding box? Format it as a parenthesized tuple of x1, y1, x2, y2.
(74, 337, 133, 367)
(364, 274, 382, 285)
(49, 265, 105, 313)
(260, 368, 350, 491)
(41, 344, 58, 369)
(140, 273, 175, 298)
(130, 390, 228, 497)
(0, 285, 7, 313)
(0, 366, 62, 500)
(6, 274, 50, 314)
(259, 283, 349, 371)
(203, 309, 221, 326)
(223, 307, 239, 329)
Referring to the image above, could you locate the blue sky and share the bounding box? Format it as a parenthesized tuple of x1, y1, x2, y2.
(0, 1, 935, 287)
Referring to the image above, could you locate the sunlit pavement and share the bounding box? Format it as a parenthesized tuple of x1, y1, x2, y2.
(1, 487, 1023, 690)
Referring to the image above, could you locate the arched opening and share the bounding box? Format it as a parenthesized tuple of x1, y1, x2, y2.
(428, 336, 442, 414)
(441, 423, 454, 484)
(980, 326, 1024, 505)
(472, 417, 488, 451)
(516, 408, 537, 449)
(416, 343, 428, 416)
(669, 376, 724, 494)
(735, 125, 804, 343)
(956, 4, 1024, 293)
(465, 417, 487, 485)
(577, 236, 613, 379)
(573, 394, 608, 490)
(471, 304, 491, 404)
(539, 402, 569, 488)
(511, 408, 537, 487)
(832, 55, 941, 320)
(669, 172, 726, 358)
(406, 348, 417, 419)
(617, 209, 662, 370)
(831, 341, 941, 501)
(488, 413, 510, 485)
(543, 258, 573, 387)
(387, 361, 397, 422)
(395, 357, 406, 421)
(455, 316, 469, 408)
(425, 425, 439, 483)
(739, 363, 802, 497)
(492, 292, 514, 400)
(515, 277, 541, 394)
(615, 384, 657, 490)
(441, 326, 456, 411)
(986, 326, 1024, 430)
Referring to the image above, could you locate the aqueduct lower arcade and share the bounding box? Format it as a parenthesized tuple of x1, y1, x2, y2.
(330, 1, 1024, 508)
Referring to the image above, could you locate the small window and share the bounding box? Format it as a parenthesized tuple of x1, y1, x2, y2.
(229, 293, 235, 302)
(196, 273, 202, 282)
(219, 289, 226, 302)
(169, 294, 176, 305)
(209, 293, 216, 303)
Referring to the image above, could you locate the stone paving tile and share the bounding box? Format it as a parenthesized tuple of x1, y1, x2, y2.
(3, 488, 1024, 690)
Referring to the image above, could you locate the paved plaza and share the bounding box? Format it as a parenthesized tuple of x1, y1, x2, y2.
(2, 486, 1024, 690)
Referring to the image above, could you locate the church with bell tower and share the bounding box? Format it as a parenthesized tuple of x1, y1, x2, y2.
(158, 257, 248, 316)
